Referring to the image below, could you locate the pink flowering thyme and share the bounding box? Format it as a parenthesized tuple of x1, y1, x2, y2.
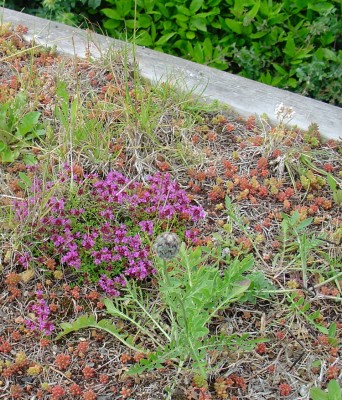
(25, 290, 55, 335)
(13, 167, 205, 296)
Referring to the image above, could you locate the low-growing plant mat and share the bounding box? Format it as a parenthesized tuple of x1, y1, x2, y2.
(0, 24, 341, 400)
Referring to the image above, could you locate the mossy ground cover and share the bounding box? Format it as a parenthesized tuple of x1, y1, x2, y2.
(0, 24, 341, 399)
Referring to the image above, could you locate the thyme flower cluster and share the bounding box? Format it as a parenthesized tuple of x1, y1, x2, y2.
(25, 290, 55, 335)
(13, 166, 204, 296)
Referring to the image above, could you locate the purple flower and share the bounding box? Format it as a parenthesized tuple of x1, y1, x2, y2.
(125, 258, 153, 280)
(16, 252, 31, 268)
(61, 246, 81, 269)
(99, 208, 115, 220)
(92, 247, 114, 265)
(25, 291, 55, 335)
(139, 220, 154, 235)
(48, 197, 65, 212)
(12, 166, 205, 298)
(82, 232, 98, 249)
(159, 204, 176, 219)
(98, 275, 121, 297)
(70, 208, 85, 216)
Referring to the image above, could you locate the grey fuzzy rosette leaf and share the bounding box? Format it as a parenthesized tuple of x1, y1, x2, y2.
(153, 232, 181, 260)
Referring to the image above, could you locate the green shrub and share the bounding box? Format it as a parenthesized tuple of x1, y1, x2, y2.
(4, 0, 102, 26)
(100, 0, 341, 105)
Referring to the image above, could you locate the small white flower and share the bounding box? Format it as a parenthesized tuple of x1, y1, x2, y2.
(274, 103, 295, 123)
(222, 247, 230, 257)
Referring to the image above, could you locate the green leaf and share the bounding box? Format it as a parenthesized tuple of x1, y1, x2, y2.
(157, 3, 170, 18)
(96, 319, 144, 352)
(260, 71, 273, 85)
(203, 37, 213, 59)
(1, 147, 18, 163)
(333, 190, 342, 205)
(321, 48, 337, 61)
(196, 11, 219, 18)
(56, 314, 145, 353)
(250, 31, 268, 39)
(176, 5, 192, 16)
(0, 141, 6, 151)
(186, 31, 196, 39)
(327, 174, 337, 190)
(190, 17, 207, 32)
(284, 36, 296, 57)
(174, 14, 189, 22)
(212, 20, 221, 29)
(138, 14, 151, 28)
(103, 19, 121, 30)
(222, 279, 251, 304)
(310, 379, 342, 400)
(190, 322, 209, 338)
(88, 0, 101, 9)
(26, 128, 45, 140)
(136, 31, 153, 46)
(246, 0, 260, 19)
(292, 48, 313, 61)
(125, 19, 136, 29)
(315, 325, 329, 335)
(155, 32, 177, 45)
(327, 379, 341, 400)
(327, 174, 342, 205)
(308, 2, 335, 12)
(295, 218, 313, 232)
(117, 0, 132, 16)
(225, 18, 243, 34)
(190, 0, 204, 13)
(310, 387, 328, 400)
(328, 322, 337, 338)
(56, 314, 97, 339)
(101, 8, 122, 20)
(17, 112, 40, 136)
(231, 0, 245, 18)
(287, 78, 298, 88)
(208, 0, 221, 5)
(143, 0, 155, 13)
(18, 172, 32, 189)
(185, 41, 194, 57)
(272, 63, 287, 75)
(22, 154, 37, 165)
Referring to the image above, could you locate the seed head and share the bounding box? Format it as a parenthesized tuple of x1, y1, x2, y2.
(153, 232, 181, 260)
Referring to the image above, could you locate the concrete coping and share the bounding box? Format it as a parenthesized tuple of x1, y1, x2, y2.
(1, 7, 341, 141)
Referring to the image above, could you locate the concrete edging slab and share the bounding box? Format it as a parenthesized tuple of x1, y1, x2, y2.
(1, 7, 341, 140)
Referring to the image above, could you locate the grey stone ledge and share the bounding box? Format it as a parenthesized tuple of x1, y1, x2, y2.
(1, 7, 341, 141)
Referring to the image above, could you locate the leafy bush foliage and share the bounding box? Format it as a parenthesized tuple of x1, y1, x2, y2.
(5, 0, 102, 26)
(6, 0, 341, 104)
